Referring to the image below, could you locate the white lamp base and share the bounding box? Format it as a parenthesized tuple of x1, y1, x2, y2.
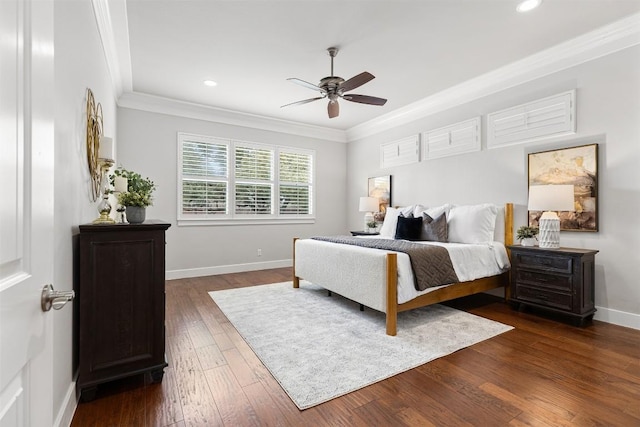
(363, 212, 374, 232)
(538, 211, 561, 248)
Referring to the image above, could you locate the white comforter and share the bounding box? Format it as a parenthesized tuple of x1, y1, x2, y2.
(295, 237, 510, 306)
(386, 239, 510, 303)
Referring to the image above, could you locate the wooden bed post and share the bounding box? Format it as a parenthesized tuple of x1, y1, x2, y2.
(505, 203, 514, 246)
(292, 238, 300, 288)
(386, 253, 398, 336)
(504, 203, 513, 301)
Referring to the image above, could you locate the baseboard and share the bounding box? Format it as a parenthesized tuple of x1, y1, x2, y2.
(53, 381, 77, 427)
(167, 263, 639, 331)
(594, 306, 640, 330)
(166, 259, 293, 280)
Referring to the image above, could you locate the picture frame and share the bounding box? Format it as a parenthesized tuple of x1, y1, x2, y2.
(368, 175, 392, 213)
(528, 143, 598, 231)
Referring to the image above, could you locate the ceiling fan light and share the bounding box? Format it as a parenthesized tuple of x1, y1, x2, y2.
(328, 100, 339, 119)
(517, 0, 542, 12)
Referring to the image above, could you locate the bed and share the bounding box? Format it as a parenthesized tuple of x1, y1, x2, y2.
(293, 203, 513, 336)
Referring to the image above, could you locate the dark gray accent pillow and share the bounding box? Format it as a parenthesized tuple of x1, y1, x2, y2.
(395, 216, 423, 241)
(421, 212, 448, 242)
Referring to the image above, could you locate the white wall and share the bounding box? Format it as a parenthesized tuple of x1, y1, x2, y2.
(116, 108, 348, 276)
(347, 46, 640, 324)
(53, 0, 117, 424)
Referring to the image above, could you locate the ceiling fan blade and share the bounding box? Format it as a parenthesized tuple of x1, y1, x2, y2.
(281, 96, 324, 108)
(287, 78, 325, 92)
(342, 94, 387, 106)
(328, 100, 339, 118)
(339, 72, 375, 93)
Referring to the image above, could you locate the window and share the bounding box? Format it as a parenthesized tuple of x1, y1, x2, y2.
(234, 144, 273, 215)
(279, 151, 312, 215)
(178, 133, 314, 225)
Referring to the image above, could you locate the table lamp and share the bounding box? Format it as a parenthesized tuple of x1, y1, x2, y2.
(359, 196, 379, 232)
(528, 184, 574, 248)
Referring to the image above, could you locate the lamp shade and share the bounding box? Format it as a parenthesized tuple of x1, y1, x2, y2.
(359, 196, 378, 212)
(528, 185, 574, 212)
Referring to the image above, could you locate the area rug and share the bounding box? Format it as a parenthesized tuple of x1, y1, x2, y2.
(209, 281, 513, 410)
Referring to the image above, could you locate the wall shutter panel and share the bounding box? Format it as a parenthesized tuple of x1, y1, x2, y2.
(380, 135, 419, 169)
(487, 90, 576, 149)
(422, 117, 481, 160)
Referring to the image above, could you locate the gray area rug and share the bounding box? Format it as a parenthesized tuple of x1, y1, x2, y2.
(209, 281, 513, 410)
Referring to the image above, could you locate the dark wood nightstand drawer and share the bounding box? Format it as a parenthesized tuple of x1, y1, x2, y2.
(514, 285, 572, 311)
(508, 245, 598, 326)
(515, 270, 572, 291)
(514, 252, 572, 274)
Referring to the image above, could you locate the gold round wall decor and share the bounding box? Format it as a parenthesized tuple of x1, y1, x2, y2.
(86, 88, 103, 202)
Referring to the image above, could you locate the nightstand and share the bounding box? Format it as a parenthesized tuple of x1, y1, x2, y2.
(350, 231, 379, 236)
(507, 245, 598, 326)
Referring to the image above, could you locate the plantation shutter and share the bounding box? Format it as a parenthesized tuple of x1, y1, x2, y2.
(279, 150, 313, 215)
(181, 136, 228, 216)
(234, 144, 274, 215)
(422, 117, 481, 160)
(380, 135, 419, 168)
(487, 90, 576, 148)
(178, 132, 315, 224)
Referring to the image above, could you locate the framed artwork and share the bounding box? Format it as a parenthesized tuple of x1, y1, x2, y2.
(368, 175, 392, 213)
(528, 144, 598, 231)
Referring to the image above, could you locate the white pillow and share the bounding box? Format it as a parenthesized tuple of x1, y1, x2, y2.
(414, 204, 451, 220)
(447, 204, 498, 244)
(379, 206, 414, 238)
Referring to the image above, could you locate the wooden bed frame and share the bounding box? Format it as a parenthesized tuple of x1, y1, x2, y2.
(292, 203, 513, 336)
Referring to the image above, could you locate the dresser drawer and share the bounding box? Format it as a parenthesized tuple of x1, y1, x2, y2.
(514, 285, 572, 311)
(514, 252, 572, 274)
(514, 269, 572, 291)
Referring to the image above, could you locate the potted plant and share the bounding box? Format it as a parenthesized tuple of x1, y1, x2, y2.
(110, 167, 156, 224)
(366, 220, 378, 233)
(516, 225, 538, 246)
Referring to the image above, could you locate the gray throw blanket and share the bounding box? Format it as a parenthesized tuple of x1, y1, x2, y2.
(311, 236, 459, 291)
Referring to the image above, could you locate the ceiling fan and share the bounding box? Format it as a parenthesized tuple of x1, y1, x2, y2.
(281, 47, 387, 119)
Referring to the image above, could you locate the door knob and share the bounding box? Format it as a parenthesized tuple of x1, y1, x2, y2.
(41, 284, 75, 312)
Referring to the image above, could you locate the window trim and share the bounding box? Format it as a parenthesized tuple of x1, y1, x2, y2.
(177, 132, 315, 226)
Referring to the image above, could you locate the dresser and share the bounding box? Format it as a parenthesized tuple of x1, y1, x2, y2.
(77, 220, 171, 401)
(508, 245, 598, 326)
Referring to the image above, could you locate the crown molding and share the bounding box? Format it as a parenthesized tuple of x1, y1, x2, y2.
(346, 12, 640, 141)
(118, 92, 348, 143)
(94, 3, 639, 143)
(92, 0, 132, 99)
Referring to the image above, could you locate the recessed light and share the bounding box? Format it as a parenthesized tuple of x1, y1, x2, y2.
(203, 80, 217, 87)
(517, 0, 542, 12)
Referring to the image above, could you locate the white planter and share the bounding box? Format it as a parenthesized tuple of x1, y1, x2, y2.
(520, 237, 537, 246)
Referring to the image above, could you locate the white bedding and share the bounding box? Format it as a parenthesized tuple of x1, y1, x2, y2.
(295, 237, 510, 307)
(379, 238, 510, 304)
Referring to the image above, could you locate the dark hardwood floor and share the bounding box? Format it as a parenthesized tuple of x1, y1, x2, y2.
(72, 268, 640, 426)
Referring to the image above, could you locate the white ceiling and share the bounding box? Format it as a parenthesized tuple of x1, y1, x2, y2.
(120, 0, 640, 132)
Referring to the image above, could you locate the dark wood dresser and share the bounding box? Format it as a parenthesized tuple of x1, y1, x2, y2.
(508, 245, 598, 326)
(77, 220, 171, 401)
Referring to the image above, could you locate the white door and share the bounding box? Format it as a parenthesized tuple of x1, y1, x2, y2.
(0, 0, 55, 426)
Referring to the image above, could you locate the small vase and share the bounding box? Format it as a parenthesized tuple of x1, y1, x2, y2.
(520, 237, 537, 247)
(126, 206, 146, 224)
